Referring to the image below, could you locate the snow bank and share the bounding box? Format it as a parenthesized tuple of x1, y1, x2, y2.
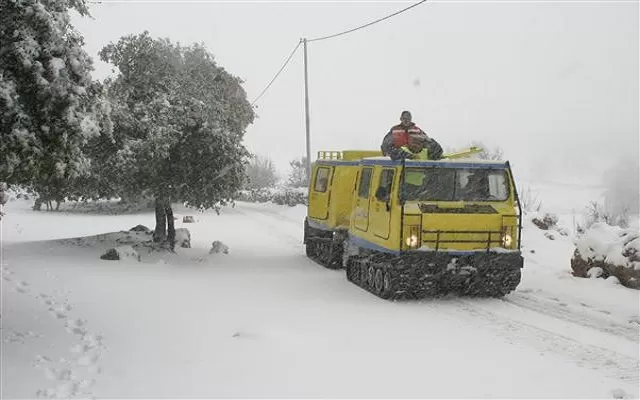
(571, 222, 640, 289)
(575, 223, 639, 269)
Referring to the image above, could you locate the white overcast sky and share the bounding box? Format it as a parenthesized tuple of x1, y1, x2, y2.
(72, 0, 639, 184)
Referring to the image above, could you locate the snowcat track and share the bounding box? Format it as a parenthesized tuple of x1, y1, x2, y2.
(346, 251, 522, 300)
(306, 238, 343, 269)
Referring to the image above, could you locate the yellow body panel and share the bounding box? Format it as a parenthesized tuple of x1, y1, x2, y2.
(307, 162, 359, 230)
(306, 148, 521, 254)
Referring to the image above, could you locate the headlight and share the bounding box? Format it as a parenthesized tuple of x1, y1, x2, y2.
(502, 234, 513, 247)
(406, 234, 419, 248)
(405, 225, 421, 248)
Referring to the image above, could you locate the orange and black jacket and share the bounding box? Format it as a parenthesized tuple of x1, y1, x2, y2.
(380, 123, 443, 160)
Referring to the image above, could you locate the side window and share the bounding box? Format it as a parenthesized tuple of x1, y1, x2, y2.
(358, 168, 373, 198)
(375, 169, 395, 201)
(314, 167, 330, 192)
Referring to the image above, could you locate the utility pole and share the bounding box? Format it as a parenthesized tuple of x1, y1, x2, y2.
(302, 38, 311, 183)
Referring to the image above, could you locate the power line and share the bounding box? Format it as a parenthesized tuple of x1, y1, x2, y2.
(308, 0, 428, 43)
(251, 40, 301, 106)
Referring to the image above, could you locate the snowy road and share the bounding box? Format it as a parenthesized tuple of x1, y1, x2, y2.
(2, 200, 639, 398)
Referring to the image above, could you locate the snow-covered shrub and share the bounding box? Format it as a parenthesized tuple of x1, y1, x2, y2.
(288, 157, 309, 188)
(272, 188, 307, 207)
(209, 241, 229, 254)
(583, 201, 629, 229)
(518, 186, 542, 213)
(236, 186, 308, 207)
(244, 155, 278, 190)
(571, 222, 640, 289)
(237, 188, 274, 203)
(531, 212, 558, 230)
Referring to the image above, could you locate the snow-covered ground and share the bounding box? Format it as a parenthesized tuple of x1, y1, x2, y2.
(2, 192, 639, 398)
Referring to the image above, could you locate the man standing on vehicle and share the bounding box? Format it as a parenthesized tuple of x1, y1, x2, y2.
(380, 110, 443, 160)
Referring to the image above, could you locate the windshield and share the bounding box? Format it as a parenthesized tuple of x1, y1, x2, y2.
(403, 167, 510, 202)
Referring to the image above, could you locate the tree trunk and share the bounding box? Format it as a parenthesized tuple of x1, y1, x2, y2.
(166, 205, 175, 250)
(33, 198, 43, 211)
(153, 197, 167, 243)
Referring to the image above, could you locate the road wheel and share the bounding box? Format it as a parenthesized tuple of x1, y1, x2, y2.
(381, 270, 393, 299)
(367, 266, 375, 288)
(374, 268, 384, 294)
(305, 240, 315, 258)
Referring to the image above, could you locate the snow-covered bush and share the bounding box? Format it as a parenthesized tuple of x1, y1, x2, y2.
(272, 188, 307, 207)
(288, 157, 309, 188)
(237, 188, 275, 203)
(583, 201, 629, 230)
(236, 186, 308, 207)
(571, 222, 640, 289)
(518, 186, 542, 213)
(244, 155, 278, 190)
(209, 241, 229, 254)
(530, 212, 558, 230)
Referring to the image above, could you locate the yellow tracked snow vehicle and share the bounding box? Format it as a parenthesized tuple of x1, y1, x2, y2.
(303, 148, 523, 299)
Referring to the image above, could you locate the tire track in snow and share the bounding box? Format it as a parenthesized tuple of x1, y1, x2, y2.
(230, 205, 303, 249)
(2, 264, 106, 398)
(454, 299, 639, 387)
(504, 292, 639, 342)
(234, 203, 639, 386)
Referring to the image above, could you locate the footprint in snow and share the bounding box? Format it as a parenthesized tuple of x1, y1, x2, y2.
(76, 352, 99, 367)
(49, 307, 67, 320)
(611, 388, 627, 399)
(34, 355, 53, 368)
(44, 367, 74, 381)
(16, 281, 30, 293)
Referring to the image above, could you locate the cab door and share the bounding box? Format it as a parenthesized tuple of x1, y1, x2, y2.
(308, 166, 332, 220)
(370, 168, 395, 239)
(354, 167, 373, 231)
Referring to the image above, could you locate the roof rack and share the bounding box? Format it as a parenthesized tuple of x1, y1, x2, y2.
(317, 151, 342, 160)
(317, 150, 383, 161)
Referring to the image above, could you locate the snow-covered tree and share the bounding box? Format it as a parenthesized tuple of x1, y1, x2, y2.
(0, 0, 111, 206)
(287, 157, 308, 188)
(99, 32, 254, 248)
(244, 155, 278, 190)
